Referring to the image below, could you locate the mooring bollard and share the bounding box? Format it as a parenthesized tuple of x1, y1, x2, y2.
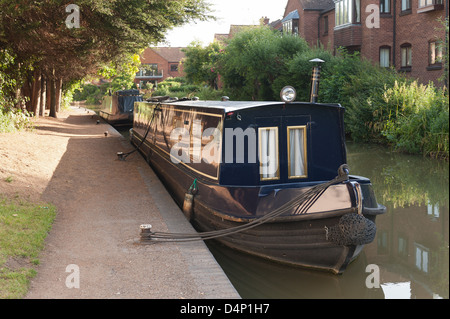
(140, 224, 152, 241)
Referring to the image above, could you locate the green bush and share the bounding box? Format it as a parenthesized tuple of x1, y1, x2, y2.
(274, 48, 338, 102)
(218, 27, 309, 101)
(1, 49, 32, 132)
(316, 50, 407, 142)
(382, 81, 449, 158)
(150, 78, 201, 98)
(0, 108, 33, 133)
(73, 84, 101, 101)
(170, 84, 200, 92)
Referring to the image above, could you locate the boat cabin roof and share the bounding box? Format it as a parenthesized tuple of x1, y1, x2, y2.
(134, 99, 347, 185)
(166, 100, 343, 113)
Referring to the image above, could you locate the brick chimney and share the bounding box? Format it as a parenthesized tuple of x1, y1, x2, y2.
(260, 16, 270, 25)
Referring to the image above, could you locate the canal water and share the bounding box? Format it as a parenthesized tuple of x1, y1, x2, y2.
(206, 142, 449, 299)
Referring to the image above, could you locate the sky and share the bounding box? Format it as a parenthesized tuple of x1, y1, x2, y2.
(159, 0, 287, 47)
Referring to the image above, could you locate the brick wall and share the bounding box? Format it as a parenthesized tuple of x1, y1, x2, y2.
(283, 0, 301, 17)
(319, 11, 335, 50)
(360, 0, 394, 66)
(334, 25, 363, 48)
(339, 0, 446, 85)
(282, 1, 324, 47)
(394, 0, 446, 84)
(302, 10, 322, 46)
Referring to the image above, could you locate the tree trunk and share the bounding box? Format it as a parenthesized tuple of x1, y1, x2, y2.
(55, 78, 62, 113)
(49, 79, 57, 118)
(46, 80, 52, 115)
(31, 70, 41, 117)
(39, 78, 46, 117)
(22, 79, 32, 112)
(15, 87, 22, 110)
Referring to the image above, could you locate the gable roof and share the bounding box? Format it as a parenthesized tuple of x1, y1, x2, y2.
(150, 47, 186, 63)
(282, 10, 300, 22)
(300, 0, 334, 11)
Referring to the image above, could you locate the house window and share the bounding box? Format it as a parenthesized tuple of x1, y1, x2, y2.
(170, 64, 178, 72)
(380, 46, 391, 67)
(415, 243, 429, 273)
(287, 126, 307, 179)
(427, 200, 440, 218)
(323, 16, 329, 35)
(282, 10, 299, 35)
(283, 20, 292, 34)
(380, 0, 391, 13)
(283, 19, 299, 35)
(400, 44, 412, 69)
(401, 0, 412, 11)
(419, 0, 443, 7)
(259, 127, 279, 180)
(418, 0, 444, 12)
(335, 0, 361, 27)
(429, 41, 443, 65)
(137, 64, 159, 77)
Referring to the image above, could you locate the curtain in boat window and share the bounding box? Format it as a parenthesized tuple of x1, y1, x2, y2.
(259, 127, 279, 180)
(288, 126, 307, 178)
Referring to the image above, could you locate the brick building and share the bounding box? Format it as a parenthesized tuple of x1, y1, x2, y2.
(281, 0, 448, 85)
(134, 47, 186, 88)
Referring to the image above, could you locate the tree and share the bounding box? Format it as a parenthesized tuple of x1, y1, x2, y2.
(218, 27, 309, 100)
(0, 0, 212, 117)
(183, 41, 223, 89)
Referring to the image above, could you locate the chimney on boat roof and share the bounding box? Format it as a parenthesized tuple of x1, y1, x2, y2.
(309, 58, 325, 103)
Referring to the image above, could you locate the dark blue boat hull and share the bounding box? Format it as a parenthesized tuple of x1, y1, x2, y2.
(131, 129, 385, 274)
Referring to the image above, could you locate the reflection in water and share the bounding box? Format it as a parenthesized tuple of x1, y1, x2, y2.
(207, 240, 385, 299)
(207, 142, 449, 299)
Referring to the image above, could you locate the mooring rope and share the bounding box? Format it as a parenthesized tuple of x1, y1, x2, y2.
(144, 164, 350, 243)
(118, 103, 160, 161)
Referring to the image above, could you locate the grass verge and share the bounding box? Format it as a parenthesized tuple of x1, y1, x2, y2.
(0, 197, 56, 298)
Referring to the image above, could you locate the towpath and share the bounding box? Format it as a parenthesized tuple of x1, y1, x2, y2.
(18, 105, 239, 299)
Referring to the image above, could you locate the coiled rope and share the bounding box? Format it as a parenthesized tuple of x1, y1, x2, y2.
(144, 164, 351, 243)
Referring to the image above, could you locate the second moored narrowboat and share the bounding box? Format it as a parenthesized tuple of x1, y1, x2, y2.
(129, 90, 386, 274)
(99, 89, 143, 125)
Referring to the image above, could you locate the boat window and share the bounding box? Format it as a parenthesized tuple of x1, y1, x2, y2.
(173, 116, 183, 128)
(287, 126, 307, 179)
(191, 119, 203, 163)
(259, 127, 279, 180)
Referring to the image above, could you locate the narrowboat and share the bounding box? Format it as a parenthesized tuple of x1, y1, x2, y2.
(99, 89, 143, 125)
(129, 90, 386, 274)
